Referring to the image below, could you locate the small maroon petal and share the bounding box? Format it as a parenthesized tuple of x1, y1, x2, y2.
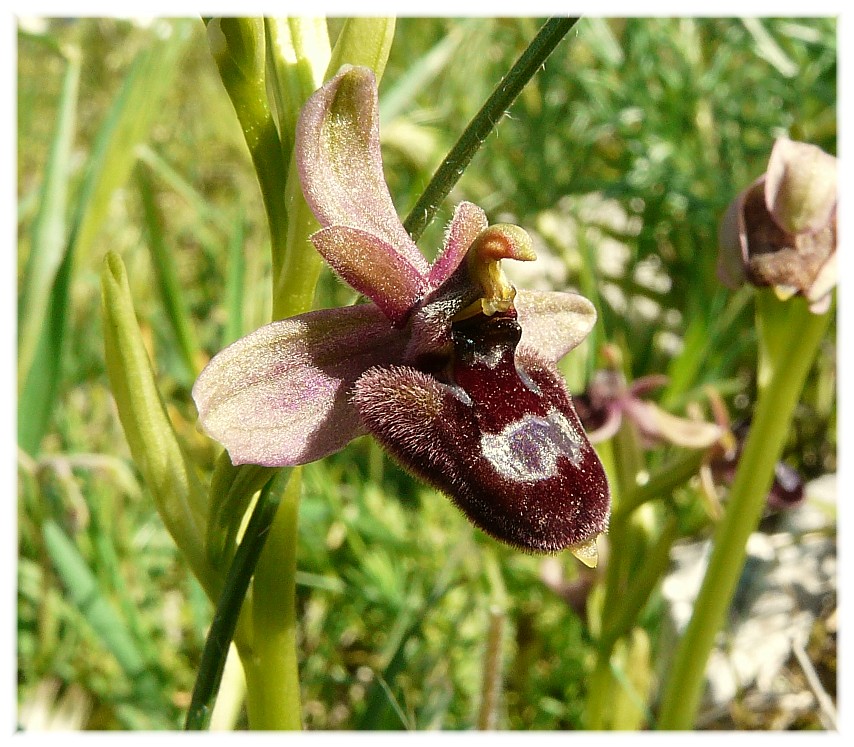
(353, 313, 610, 553)
(766, 461, 805, 511)
(428, 202, 489, 289)
(311, 225, 427, 324)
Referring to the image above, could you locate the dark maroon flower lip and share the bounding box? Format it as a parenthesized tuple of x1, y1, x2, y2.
(192, 66, 610, 558)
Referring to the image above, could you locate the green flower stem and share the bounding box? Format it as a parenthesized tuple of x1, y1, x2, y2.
(185, 469, 291, 730)
(403, 16, 580, 242)
(609, 448, 706, 526)
(600, 516, 678, 651)
(199, 18, 400, 730)
(243, 468, 303, 730)
(585, 419, 644, 730)
(206, 18, 291, 305)
(272, 163, 323, 320)
(656, 294, 831, 729)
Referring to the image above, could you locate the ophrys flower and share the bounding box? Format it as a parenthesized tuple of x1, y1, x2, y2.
(193, 66, 609, 558)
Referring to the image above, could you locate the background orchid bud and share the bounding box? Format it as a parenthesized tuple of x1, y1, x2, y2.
(717, 138, 837, 313)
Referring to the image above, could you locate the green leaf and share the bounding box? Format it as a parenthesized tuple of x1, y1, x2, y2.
(100, 251, 215, 598)
(223, 212, 247, 346)
(73, 19, 195, 267)
(41, 519, 166, 709)
(325, 17, 396, 81)
(17, 49, 79, 388)
(18, 242, 73, 457)
(136, 161, 202, 384)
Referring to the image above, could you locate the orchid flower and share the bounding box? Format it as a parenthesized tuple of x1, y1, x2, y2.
(718, 138, 837, 314)
(574, 370, 724, 449)
(192, 66, 609, 558)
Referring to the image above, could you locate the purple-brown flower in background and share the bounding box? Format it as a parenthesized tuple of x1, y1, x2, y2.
(574, 369, 724, 449)
(718, 138, 837, 313)
(192, 66, 610, 558)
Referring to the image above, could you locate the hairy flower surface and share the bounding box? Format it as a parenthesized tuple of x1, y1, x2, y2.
(193, 66, 610, 555)
(718, 138, 837, 313)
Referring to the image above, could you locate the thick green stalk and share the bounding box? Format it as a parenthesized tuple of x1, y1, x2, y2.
(403, 16, 579, 242)
(585, 418, 645, 730)
(198, 17, 399, 731)
(242, 469, 303, 730)
(185, 470, 291, 730)
(206, 18, 291, 295)
(656, 295, 831, 729)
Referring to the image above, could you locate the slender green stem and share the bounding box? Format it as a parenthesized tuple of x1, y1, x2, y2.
(600, 516, 678, 651)
(403, 16, 580, 242)
(185, 469, 289, 730)
(610, 448, 706, 526)
(477, 607, 505, 730)
(656, 295, 831, 729)
(243, 468, 303, 730)
(586, 419, 644, 730)
(205, 18, 291, 309)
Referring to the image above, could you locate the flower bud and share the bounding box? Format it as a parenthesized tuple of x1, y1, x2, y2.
(718, 138, 837, 313)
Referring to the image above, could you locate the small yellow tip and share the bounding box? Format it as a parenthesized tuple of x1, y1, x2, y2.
(773, 283, 799, 301)
(569, 537, 599, 568)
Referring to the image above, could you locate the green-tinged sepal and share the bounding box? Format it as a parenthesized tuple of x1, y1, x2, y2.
(326, 17, 396, 81)
(206, 18, 269, 148)
(264, 17, 331, 163)
(101, 251, 216, 598)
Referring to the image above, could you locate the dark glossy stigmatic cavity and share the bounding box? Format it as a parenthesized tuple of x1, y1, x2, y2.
(353, 310, 610, 553)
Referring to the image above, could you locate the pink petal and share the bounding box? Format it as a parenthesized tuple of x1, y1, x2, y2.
(717, 178, 759, 289)
(192, 304, 405, 467)
(765, 138, 837, 235)
(311, 225, 427, 324)
(623, 399, 723, 449)
(515, 290, 597, 364)
(585, 405, 624, 444)
(428, 201, 488, 289)
(296, 65, 429, 276)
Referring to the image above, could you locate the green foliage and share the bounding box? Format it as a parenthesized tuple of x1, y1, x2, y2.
(17, 17, 835, 730)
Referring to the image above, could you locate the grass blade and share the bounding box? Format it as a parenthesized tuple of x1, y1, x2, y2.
(136, 161, 203, 384)
(17, 50, 80, 387)
(41, 519, 166, 709)
(17, 20, 194, 456)
(223, 213, 246, 347)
